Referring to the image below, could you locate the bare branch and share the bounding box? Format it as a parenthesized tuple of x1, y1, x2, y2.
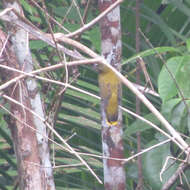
(66, 0, 123, 38)
(1, 93, 102, 184)
(162, 163, 189, 190)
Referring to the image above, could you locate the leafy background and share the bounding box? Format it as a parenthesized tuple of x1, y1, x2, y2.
(0, 0, 190, 189)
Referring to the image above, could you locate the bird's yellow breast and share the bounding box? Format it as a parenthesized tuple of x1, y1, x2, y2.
(98, 66, 120, 126)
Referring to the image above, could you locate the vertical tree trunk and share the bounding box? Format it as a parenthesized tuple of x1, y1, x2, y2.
(1, 1, 55, 189)
(98, 1, 126, 189)
(0, 28, 44, 190)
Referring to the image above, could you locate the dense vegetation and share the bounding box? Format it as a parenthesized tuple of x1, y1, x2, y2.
(0, 0, 190, 189)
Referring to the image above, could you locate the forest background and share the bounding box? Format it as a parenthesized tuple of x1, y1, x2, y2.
(0, 0, 190, 190)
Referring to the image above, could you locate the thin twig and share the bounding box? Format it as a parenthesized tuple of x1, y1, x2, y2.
(65, 0, 123, 38)
(121, 106, 181, 149)
(0, 8, 83, 59)
(41, 0, 62, 60)
(0, 33, 10, 57)
(0, 103, 69, 153)
(139, 28, 190, 116)
(0, 95, 181, 165)
(30, 0, 70, 33)
(73, 0, 84, 25)
(101, 60, 189, 153)
(82, 0, 92, 22)
(0, 61, 188, 152)
(162, 163, 188, 190)
(0, 3, 188, 154)
(0, 63, 177, 148)
(77, 138, 172, 163)
(2, 94, 102, 184)
(0, 58, 101, 92)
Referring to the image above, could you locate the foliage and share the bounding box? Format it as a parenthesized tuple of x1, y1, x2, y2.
(0, 0, 190, 189)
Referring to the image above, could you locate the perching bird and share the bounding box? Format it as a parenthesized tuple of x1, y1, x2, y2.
(98, 64, 120, 126)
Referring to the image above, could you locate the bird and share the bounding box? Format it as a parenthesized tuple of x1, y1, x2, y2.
(98, 64, 120, 126)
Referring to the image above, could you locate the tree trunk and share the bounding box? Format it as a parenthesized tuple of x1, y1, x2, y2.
(0, 28, 45, 190)
(0, 1, 55, 189)
(98, 1, 126, 189)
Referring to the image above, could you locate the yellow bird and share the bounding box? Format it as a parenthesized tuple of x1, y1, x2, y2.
(98, 65, 120, 126)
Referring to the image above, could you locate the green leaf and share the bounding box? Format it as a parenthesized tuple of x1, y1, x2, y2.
(53, 6, 81, 22)
(171, 101, 186, 131)
(171, 0, 190, 18)
(177, 56, 190, 98)
(29, 15, 42, 24)
(63, 23, 80, 32)
(186, 38, 190, 52)
(122, 46, 181, 65)
(158, 56, 184, 102)
(88, 27, 101, 52)
(141, 4, 176, 45)
(159, 55, 190, 101)
(30, 40, 48, 50)
(53, 7, 68, 17)
(161, 98, 181, 121)
(124, 113, 159, 136)
(162, 98, 190, 136)
(20, 0, 34, 15)
(143, 139, 178, 190)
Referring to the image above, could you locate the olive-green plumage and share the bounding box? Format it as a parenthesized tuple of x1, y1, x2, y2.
(98, 65, 120, 126)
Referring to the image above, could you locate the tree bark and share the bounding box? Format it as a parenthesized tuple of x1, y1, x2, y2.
(0, 0, 55, 189)
(0, 28, 45, 190)
(98, 1, 126, 189)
